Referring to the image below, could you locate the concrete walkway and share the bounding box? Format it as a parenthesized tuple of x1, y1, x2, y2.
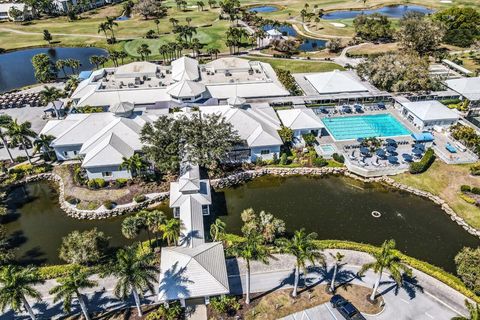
(3, 250, 471, 319)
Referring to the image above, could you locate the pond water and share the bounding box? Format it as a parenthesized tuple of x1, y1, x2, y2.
(3, 182, 147, 265)
(322, 5, 434, 20)
(0, 47, 107, 93)
(262, 25, 327, 51)
(208, 175, 479, 273)
(4, 176, 479, 271)
(248, 6, 279, 13)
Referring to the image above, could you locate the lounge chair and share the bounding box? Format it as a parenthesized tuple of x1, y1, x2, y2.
(349, 150, 356, 160)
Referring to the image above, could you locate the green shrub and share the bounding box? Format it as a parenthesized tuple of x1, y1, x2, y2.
(210, 295, 241, 316)
(38, 264, 95, 280)
(470, 164, 480, 176)
(87, 179, 98, 189)
(103, 200, 115, 210)
(471, 187, 480, 195)
(114, 178, 129, 188)
(279, 153, 288, 165)
(9, 164, 33, 175)
(302, 133, 316, 147)
(14, 156, 27, 163)
(332, 153, 345, 163)
(460, 185, 472, 193)
(64, 196, 79, 205)
(460, 194, 476, 204)
(254, 156, 265, 166)
(313, 157, 328, 167)
(145, 302, 183, 320)
(134, 194, 146, 203)
(409, 148, 435, 174)
(87, 178, 107, 189)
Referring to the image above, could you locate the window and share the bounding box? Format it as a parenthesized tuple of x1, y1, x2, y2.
(63, 151, 68, 157)
(173, 207, 180, 218)
(260, 149, 270, 155)
(102, 171, 113, 177)
(202, 205, 209, 216)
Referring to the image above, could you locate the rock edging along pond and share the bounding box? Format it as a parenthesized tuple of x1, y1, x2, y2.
(210, 167, 480, 239)
(10, 168, 480, 239)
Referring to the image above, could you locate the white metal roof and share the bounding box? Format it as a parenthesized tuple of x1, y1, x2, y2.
(158, 242, 229, 301)
(266, 29, 283, 36)
(76, 87, 171, 107)
(205, 57, 252, 71)
(82, 132, 134, 168)
(227, 96, 246, 107)
(109, 101, 134, 114)
(402, 100, 459, 121)
(0, 3, 25, 13)
(305, 70, 369, 94)
(206, 82, 289, 99)
(277, 108, 324, 130)
(445, 77, 480, 101)
(167, 80, 206, 98)
(171, 56, 200, 81)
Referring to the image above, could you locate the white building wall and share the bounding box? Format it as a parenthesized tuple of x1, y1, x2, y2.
(250, 145, 281, 162)
(54, 145, 82, 161)
(85, 166, 132, 181)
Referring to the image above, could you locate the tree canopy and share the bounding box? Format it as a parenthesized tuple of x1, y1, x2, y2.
(141, 114, 240, 174)
(353, 13, 393, 41)
(434, 7, 480, 48)
(357, 52, 440, 92)
(59, 228, 110, 265)
(31, 53, 56, 83)
(455, 247, 480, 296)
(397, 12, 445, 56)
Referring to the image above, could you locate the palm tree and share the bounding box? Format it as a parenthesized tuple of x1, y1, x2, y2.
(197, 1, 204, 11)
(40, 86, 62, 118)
(7, 119, 37, 165)
(452, 300, 480, 320)
(137, 44, 151, 61)
(108, 50, 120, 67)
(191, 38, 202, 57)
(208, 0, 216, 8)
(98, 22, 110, 42)
(232, 232, 271, 304)
(0, 265, 44, 320)
(358, 239, 412, 301)
(118, 51, 128, 65)
(276, 229, 324, 297)
(55, 59, 68, 78)
(49, 265, 97, 320)
(329, 251, 345, 292)
(207, 47, 220, 60)
(65, 59, 80, 75)
(33, 134, 55, 161)
(141, 210, 166, 246)
(0, 115, 14, 163)
(106, 16, 118, 40)
(210, 218, 226, 241)
(169, 17, 179, 27)
(120, 153, 148, 177)
(65, 75, 80, 92)
(121, 215, 143, 240)
(154, 19, 160, 34)
(159, 218, 181, 246)
(108, 245, 158, 317)
(186, 17, 192, 26)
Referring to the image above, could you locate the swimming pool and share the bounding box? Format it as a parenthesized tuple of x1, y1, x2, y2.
(322, 114, 411, 141)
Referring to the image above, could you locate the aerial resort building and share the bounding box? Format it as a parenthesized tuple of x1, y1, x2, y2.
(70, 56, 289, 109)
(399, 100, 460, 130)
(277, 108, 325, 145)
(444, 77, 480, 116)
(158, 164, 229, 307)
(0, 2, 29, 21)
(291, 70, 391, 106)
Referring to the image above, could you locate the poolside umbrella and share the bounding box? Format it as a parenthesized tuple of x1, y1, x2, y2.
(386, 145, 397, 153)
(385, 138, 397, 145)
(413, 143, 425, 151)
(360, 146, 370, 155)
(387, 156, 398, 164)
(357, 137, 365, 143)
(376, 149, 386, 157)
(402, 154, 413, 162)
(378, 103, 386, 109)
(412, 148, 423, 155)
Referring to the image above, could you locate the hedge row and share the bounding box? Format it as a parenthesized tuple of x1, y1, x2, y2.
(409, 148, 436, 174)
(313, 240, 480, 303)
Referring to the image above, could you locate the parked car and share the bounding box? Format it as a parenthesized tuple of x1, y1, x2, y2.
(330, 294, 366, 320)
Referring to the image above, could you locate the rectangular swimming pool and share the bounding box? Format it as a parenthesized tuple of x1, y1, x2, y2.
(321, 114, 411, 141)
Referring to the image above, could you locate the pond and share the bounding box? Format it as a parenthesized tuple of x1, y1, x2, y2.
(0, 47, 107, 93)
(4, 176, 479, 272)
(248, 6, 279, 13)
(322, 5, 434, 20)
(3, 182, 147, 265)
(262, 25, 327, 51)
(208, 175, 479, 273)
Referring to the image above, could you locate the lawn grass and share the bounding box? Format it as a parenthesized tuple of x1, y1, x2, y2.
(245, 56, 344, 73)
(393, 161, 480, 229)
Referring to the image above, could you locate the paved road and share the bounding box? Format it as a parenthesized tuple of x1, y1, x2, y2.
(3, 250, 469, 319)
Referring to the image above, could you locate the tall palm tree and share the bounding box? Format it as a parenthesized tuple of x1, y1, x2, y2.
(7, 119, 37, 165)
(329, 251, 345, 292)
(33, 134, 55, 161)
(55, 59, 68, 78)
(0, 265, 44, 320)
(118, 51, 128, 65)
(154, 19, 160, 35)
(121, 216, 143, 240)
(0, 115, 14, 163)
(159, 218, 181, 246)
(137, 44, 151, 61)
(120, 153, 148, 177)
(49, 265, 97, 320)
(358, 239, 412, 301)
(40, 86, 62, 119)
(276, 229, 324, 297)
(169, 17, 179, 27)
(207, 47, 220, 60)
(140, 210, 166, 246)
(108, 245, 158, 317)
(65, 59, 80, 75)
(452, 300, 480, 320)
(232, 232, 271, 304)
(106, 16, 118, 40)
(98, 22, 109, 42)
(210, 218, 226, 241)
(65, 75, 80, 92)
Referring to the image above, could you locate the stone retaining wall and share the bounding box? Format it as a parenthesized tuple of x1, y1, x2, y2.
(21, 173, 168, 220)
(211, 166, 480, 239)
(11, 168, 480, 238)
